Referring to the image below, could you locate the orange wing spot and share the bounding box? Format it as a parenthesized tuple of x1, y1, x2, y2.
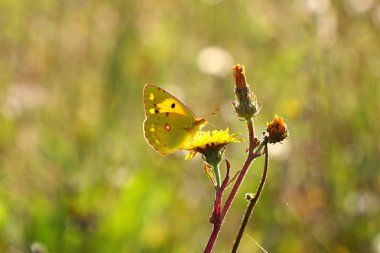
(164, 124, 171, 131)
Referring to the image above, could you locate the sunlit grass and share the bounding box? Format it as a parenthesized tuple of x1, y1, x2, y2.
(0, 0, 379, 252)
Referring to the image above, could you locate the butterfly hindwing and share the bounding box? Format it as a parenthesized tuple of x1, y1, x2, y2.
(144, 113, 194, 155)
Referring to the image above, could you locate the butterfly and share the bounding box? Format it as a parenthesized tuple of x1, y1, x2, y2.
(143, 84, 207, 155)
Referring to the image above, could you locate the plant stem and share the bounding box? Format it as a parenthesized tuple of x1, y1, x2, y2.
(212, 162, 222, 192)
(222, 120, 258, 219)
(204, 223, 221, 253)
(231, 139, 269, 253)
(247, 119, 255, 153)
(203, 119, 258, 253)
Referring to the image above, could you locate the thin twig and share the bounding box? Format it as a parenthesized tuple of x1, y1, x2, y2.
(231, 139, 269, 253)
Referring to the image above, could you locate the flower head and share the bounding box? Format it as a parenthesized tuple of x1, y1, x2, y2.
(184, 129, 242, 164)
(266, 115, 289, 144)
(232, 64, 260, 120)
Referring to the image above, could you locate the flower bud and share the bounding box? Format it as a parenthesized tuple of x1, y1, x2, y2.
(266, 115, 289, 144)
(232, 64, 260, 120)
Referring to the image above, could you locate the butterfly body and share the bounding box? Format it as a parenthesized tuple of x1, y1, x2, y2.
(143, 84, 207, 155)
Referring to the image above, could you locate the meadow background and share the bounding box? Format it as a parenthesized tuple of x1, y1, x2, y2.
(1, 0, 380, 252)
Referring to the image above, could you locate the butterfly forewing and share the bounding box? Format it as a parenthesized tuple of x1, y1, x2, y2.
(143, 84, 196, 120)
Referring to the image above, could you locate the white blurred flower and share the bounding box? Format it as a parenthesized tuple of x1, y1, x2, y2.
(197, 46, 233, 77)
(345, 0, 374, 14)
(305, 0, 330, 15)
(2, 83, 47, 119)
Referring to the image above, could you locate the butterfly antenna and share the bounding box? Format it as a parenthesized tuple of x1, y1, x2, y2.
(203, 108, 219, 119)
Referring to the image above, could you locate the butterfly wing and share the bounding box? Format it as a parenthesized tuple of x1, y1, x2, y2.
(143, 84, 196, 120)
(143, 84, 206, 155)
(144, 112, 195, 155)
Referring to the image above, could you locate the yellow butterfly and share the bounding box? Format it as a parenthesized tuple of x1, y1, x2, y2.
(143, 84, 207, 155)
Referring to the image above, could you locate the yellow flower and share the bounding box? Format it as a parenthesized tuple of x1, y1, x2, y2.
(184, 129, 242, 161)
(266, 115, 289, 143)
(183, 129, 241, 190)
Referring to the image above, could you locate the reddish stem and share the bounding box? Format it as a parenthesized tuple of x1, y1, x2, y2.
(203, 120, 259, 253)
(231, 140, 268, 252)
(214, 160, 231, 219)
(204, 223, 221, 253)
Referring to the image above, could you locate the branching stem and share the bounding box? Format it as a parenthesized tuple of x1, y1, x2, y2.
(231, 139, 269, 253)
(203, 119, 260, 253)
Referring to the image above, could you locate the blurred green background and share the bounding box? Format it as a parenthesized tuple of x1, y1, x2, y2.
(1, 0, 380, 252)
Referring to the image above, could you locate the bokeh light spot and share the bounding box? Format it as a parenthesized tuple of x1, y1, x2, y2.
(197, 46, 233, 77)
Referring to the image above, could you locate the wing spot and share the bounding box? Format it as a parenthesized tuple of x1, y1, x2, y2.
(150, 127, 155, 132)
(155, 139, 160, 144)
(155, 109, 159, 114)
(164, 124, 171, 131)
(149, 109, 155, 114)
(171, 103, 175, 108)
(149, 93, 155, 101)
(166, 112, 169, 117)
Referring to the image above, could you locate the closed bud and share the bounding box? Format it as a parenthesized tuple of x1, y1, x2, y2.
(232, 64, 260, 121)
(266, 115, 289, 144)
